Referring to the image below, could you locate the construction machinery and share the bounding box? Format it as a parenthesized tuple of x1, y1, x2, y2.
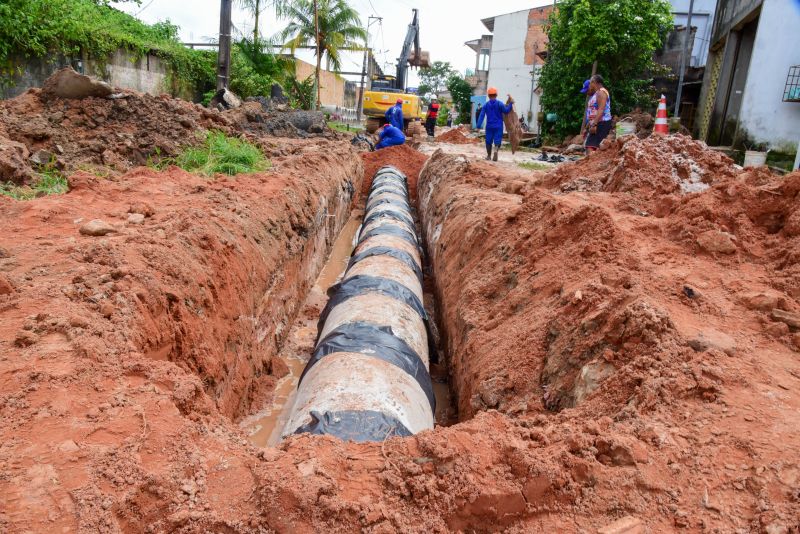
(362, 9, 430, 133)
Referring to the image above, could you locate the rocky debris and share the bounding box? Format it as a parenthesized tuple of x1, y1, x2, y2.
(79, 219, 116, 236)
(0, 274, 14, 295)
(41, 67, 113, 100)
(597, 516, 645, 534)
(127, 213, 145, 225)
(696, 229, 737, 254)
(227, 102, 327, 137)
(209, 88, 242, 110)
(771, 309, 800, 329)
(740, 291, 785, 312)
(29, 149, 55, 167)
(0, 138, 33, 184)
(687, 328, 737, 355)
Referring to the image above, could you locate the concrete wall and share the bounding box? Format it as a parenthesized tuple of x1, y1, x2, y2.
(2, 49, 170, 99)
(485, 7, 552, 131)
(736, 0, 800, 149)
(295, 59, 352, 109)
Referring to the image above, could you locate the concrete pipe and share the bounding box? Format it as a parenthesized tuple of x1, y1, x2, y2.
(283, 166, 434, 441)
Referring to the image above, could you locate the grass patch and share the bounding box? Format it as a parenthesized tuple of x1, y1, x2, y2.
(166, 132, 270, 177)
(0, 169, 69, 201)
(328, 121, 363, 134)
(517, 161, 551, 171)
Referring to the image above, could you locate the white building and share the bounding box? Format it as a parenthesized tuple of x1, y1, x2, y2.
(670, 0, 718, 68)
(469, 3, 555, 132)
(696, 0, 800, 158)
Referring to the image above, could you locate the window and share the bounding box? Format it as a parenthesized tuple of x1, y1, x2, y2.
(478, 49, 490, 72)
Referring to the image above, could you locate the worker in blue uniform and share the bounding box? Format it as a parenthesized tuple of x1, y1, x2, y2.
(476, 87, 514, 161)
(375, 123, 406, 150)
(384, 98, 404, 131)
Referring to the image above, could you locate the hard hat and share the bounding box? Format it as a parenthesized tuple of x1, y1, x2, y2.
(487, 87, 498, 96)
(396, 98, 403, 104)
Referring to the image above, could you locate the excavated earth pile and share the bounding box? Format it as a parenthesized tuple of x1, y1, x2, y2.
(0, 77, 335, 185)
(419, 145, 800, 531)
(3, 72, 800, 533)
(435, 127, 478, 145)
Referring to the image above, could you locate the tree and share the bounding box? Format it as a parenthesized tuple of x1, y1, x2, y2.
(539, 0, 673, 137)
(418, 61, 454, 98)
(277, 0, 366, 108)
(236, 0, 289, 44)
(446, 74, 472, 124)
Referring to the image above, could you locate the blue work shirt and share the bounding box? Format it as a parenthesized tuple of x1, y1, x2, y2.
(477, 98, 513, 129)
(385, 103, 404, 130)
(379, 124, 406, 144)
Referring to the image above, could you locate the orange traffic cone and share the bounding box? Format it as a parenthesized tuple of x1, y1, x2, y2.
(654, 94, 669, 135)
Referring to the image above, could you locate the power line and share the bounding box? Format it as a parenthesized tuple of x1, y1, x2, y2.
(135, 0, 156, 16)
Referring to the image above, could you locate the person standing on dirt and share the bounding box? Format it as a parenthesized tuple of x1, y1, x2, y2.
(425, 99, 440, 137)
(476, 87, 514, 161)
(582, 74, 612, 152)
(375, 123, 406, 150)
(385, 98, 404, 131)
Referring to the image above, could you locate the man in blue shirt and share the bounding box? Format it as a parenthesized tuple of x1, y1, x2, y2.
(476, 87, 514, 161)
(375, 123, 406, 150)
(384, 98, 404, 130)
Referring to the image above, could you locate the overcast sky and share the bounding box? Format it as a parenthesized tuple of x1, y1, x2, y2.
(121, 0, 556, 86)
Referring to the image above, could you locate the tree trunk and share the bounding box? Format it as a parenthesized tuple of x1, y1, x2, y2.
(314, 0, 321, 110)
(253, 0, 260, 43)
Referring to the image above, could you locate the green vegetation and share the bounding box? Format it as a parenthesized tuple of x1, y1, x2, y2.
(0, 169, 69, 200)
(328, 121, 363, 133)
(0, 0, 213, 93)
(518, 161, 551, 171)
(446, 74, 473, 125)
(165, 132, 270, 177)
(418, 61, 455, 99)
(539, 0, 673, 137)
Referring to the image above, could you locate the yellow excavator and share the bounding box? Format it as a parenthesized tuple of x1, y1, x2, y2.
(362, 9, 430, 133)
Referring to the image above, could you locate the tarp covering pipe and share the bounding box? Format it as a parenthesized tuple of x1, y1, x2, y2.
(282, 166, 434, 442)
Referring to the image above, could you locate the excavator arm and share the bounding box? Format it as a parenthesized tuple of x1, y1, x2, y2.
(395, 9, 429, 92)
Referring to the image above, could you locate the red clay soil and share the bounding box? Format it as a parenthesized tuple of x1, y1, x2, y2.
(436, 127, 478, 145)
(420, 146, 800, 531)
(0, 87, 335, 185)
(360, 143, 428, 203)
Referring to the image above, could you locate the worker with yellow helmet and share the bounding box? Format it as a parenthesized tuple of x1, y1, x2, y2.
(476, 87, 514, 161)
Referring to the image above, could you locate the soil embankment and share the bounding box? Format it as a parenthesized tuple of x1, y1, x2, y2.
(419, 144, 800, 531)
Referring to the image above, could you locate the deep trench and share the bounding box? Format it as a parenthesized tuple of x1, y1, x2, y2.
(241, 169, 456, 446)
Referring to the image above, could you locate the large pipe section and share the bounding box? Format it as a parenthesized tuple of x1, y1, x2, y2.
(282, 166, 435, 442)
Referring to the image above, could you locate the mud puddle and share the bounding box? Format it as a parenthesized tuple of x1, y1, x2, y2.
(242, 214, 363, 447)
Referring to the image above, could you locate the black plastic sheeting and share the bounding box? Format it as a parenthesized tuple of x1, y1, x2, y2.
(366, 197, 411, 214)
(300, 321, 436, 412)
(316, 274, 438, 364)
(371, 176, 406, 191)
(370, 185, 407, 198)
(293, 409, 413, 442)
(358, 225, 419, 249)
(348, 246, 422, 283)
(360, 208, 416, 236)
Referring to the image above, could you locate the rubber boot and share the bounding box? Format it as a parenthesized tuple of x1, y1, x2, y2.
(485, 144, 492, 160)
(492, 145, 499, 161)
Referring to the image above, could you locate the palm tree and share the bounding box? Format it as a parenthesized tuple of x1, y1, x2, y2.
(236, 0, 289, 44)
(277, 0, 367, 108)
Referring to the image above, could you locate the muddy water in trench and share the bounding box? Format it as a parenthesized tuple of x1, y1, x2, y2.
(243, 204, 456, 447)
(243, 214, 363, 447)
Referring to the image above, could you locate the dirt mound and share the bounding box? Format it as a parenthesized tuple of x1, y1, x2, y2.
(546, 134, 739, 199)
(419, 150, 800, 531)
(360, 143, 428, 203)
(436, 126, 477, 145)
(0, 73, 331, 185)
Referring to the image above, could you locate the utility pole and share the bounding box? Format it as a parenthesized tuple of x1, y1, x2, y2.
(216, 0, 233, 90)
(674, 0, 695, 119)
(313, 0, 321, 110)
(357, 15, 382, 121)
